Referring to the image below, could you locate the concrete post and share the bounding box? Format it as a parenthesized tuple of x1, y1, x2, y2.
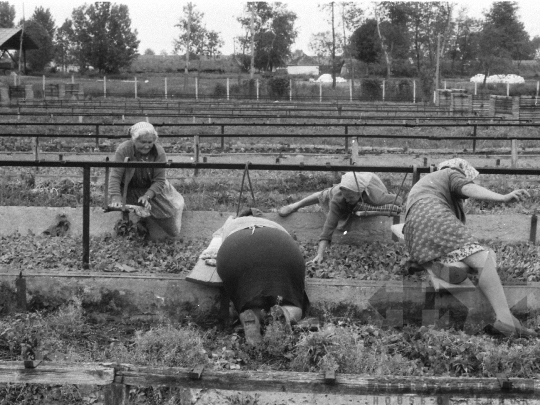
(24, 84, 34, 100)
(0, 87, 9, 106)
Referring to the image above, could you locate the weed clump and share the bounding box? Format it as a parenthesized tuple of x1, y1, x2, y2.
(110, 324, 208, 368)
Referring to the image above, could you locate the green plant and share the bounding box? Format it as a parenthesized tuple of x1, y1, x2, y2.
(266, 76, 290, 99)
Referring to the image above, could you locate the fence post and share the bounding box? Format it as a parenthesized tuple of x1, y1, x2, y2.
(536, 81, 539, 105)
(104, 76, 107, 98)
(511, 139, 518, 168)
(82, 165, 90, 270)
(412, 165, 420, 186)
(103, 157, 110, 210)
(289, 79, 292, 101)
(221, 125, 225, 149)
(33, 137, 39, 160)
(194, 135, 200, 176)
(507, 82, 510, 97)
(444, 80, 447, 89)
(474, 82, 477, 96)
(134, 77, 137, 99)
(227, 78, 230, 100)
(42, 75, 45, 94)
(413, 80, 416, 103)
(382, 79, 385, 102)
(349, 79, 352, 102)
(531, 214, 538, 245)
(472, 125, 477, 153)
(71, 75, 75, 84)
(164, 77, 168, 99)
(104, 383, 129, 405)
(256, 79, 259, 100)
(319, 81, 322, 103)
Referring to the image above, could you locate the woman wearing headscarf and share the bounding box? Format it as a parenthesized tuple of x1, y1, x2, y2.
(404, 158, 536, 337)
(279, 172, 402, 264)
(216, 208, 310, 345)
(109, 122, 184, 238)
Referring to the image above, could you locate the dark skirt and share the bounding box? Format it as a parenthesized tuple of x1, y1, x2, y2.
(216, 227, 309, 316)
(403, 198, 479, 264)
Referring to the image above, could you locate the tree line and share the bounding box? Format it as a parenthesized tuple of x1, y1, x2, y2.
(0, 0, 538, 84)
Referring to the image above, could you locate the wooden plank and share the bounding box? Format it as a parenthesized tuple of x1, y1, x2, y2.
(0, 362, 114, 385)
(114, 365, 540, 397)
(186, 236, 223, 286)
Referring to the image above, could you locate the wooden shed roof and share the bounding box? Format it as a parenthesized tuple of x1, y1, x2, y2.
(0, 27, 39, 51)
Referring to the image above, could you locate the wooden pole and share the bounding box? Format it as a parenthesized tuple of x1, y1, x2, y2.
(511, 139, 518, 168)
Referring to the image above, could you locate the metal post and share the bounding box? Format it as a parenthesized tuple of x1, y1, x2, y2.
(256, 79, 259, 101)
(349, 79, 352, 102)
(413, 79, 416, 103)
(194, 135, 200, 176)
(530, 214, 538, 245)
(103, 157, 109, 210)
(134, 77, 137, 99)
(319, 81, 322, 103)
(82, 166, 91, 269)
(227, 78, 230, 100)
(221, 125, 225, 149)
(164, 77, 168, 99)
(382, 79, 385, 102)
(412, 165, 420, 185)
(472, 125, 477, 153)
(195, 77, 198, 100)
(103, 76, 107, 98)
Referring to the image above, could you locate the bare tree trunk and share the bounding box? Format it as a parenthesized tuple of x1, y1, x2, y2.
(331, 2, 336, 89)
(184, 2, 192, 92)
(374, 6, 391, 77)
(249, 2, 255, 79)
(342, 4, 354, 95)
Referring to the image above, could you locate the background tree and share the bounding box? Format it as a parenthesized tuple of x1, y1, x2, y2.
(309, 31, 342, 64)
(0, 1, 15, 28)
(532, 36, 540, 60)
(144, 48, 155, 55)
(237, 2, 297, 72)
(22, 7, 55, 72)
(350, 19, 380, 75)
(173, 4, 224, 58)
(66, 2, 139, 73)
(445, 8, 482, 76)
(54, 19, 76, 72)
(478, 1, 533, 85)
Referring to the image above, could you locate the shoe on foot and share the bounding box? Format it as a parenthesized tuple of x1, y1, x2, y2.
(278, 205, 296, 217)
(239, 309, 263, 345)
(270, 305, 292, 333)
(492, 319, 537, 338)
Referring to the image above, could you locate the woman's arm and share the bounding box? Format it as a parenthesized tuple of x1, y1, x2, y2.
(461, 183, 530, 203)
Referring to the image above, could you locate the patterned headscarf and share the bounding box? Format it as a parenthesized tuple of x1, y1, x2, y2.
(129, 122, 158, 140)
(339, 172, 373, 193)
(437, 158, 479, 180)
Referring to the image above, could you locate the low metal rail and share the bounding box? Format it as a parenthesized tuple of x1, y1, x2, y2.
(1, 160, 539, 268)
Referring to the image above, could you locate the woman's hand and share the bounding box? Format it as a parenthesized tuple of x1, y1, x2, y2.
(138, 195, 152, 210)
(504, 189, 530, 203)
(109, 195, 122, 208)
(307, 253, 324, 266)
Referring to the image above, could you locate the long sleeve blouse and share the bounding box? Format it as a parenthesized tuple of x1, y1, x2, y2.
(319, 186, 355, 242)
(109, 140, 167, 199)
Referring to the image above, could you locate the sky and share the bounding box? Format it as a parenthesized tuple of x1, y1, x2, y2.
(12, 0, 540, 56)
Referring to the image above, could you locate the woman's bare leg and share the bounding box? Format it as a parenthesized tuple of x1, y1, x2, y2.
(462, 249, 514, 329)
(279, 192, 321, 216)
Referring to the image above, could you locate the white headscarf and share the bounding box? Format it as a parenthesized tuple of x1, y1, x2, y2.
(129, 122, 158, 140)
(339, 172, 373, 193)
(437, 158, 479, 180)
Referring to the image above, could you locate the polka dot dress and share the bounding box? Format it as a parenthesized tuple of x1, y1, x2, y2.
(404, 197, 483, 265)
